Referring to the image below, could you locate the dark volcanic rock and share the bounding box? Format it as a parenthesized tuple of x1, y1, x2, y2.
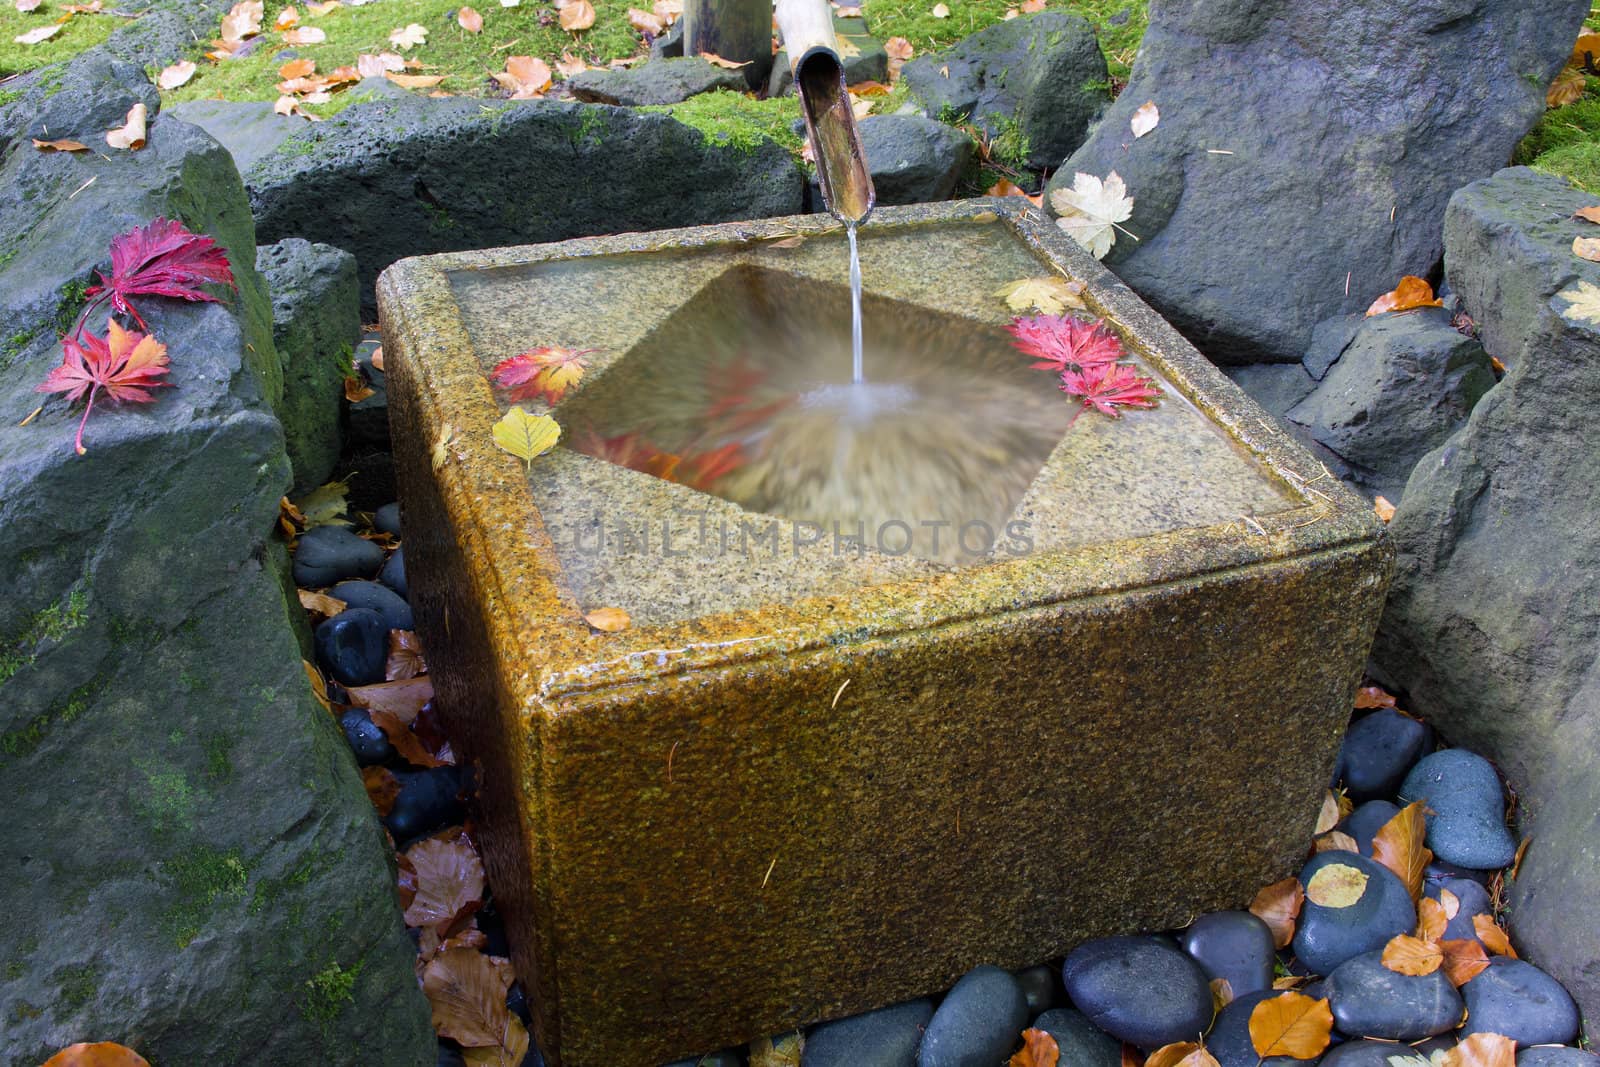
(565, 58, 750, 106)
(1293, 852, 1416, 976)
(257, 237, 361, 491)
(330, 580, 414, 632)
(1334, 709, 1434, 803)
(294, 525, 385, 587)
(315, 608, 389, 688)
(1325, 949, 1462, 1040)
(858, 115, 975, 206)
(902, 12, 1109, 171)
(1178, 911, 1275, 997)
(1461, 959, 1580, 1046)
(1048, 1, 1588, 363)
(246, 97, 804, 311)
(1029, 1008, 1119, 1067)
(802, 997, 933, 1066)
(1518, 1049, 1600, 1067)
(1373, 167, 1600, 1027)
(916, 965, 1027, 1067)
(1399, 749, 1517, 870)
(1340, 800, 1400, 856)
(1287, 309, 1496, 500)
(0, 100, 430, 1065)
(1060, 936, 1213, 1048)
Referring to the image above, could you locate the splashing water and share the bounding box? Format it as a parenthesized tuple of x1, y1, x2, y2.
(847, 220, 864, 384)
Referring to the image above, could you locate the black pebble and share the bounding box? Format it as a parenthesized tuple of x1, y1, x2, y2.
(294, 525, 384, 587)
(339, 707, 394, 765)
(375, 501, 403, 538)
(1014, 964, 1061, 1014)
(1335, 709, 1433, 801)
(384, 765, 466, 845)
(381, 546, 409, 600)
(804, 997, 934, 1066)
(331, 579, 414, 631)
(1178, 910, 1275, 997)
(1340, 800, 1400, 855)
(314, 608, 388, 687)
(917, 965, 1028, 1067)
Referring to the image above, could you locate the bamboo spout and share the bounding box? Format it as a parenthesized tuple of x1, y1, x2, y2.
(775, 0, 875, 224)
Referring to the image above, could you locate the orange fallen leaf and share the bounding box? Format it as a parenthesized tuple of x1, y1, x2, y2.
(584, 606, 631, 632)
(628, 7, 665, 34)
(458, 5, 484, 31)
(279, 57, 316, 79)
(988, 178, 1042, 206)
(220, 0, 264, 42)
(281, 26, 326, 45)
(363, 764, 402, 816)
(387, 629, 427, 681)
(344, 374, 375, 402)
(41, 1044, 151, 1067)
(158, 61, 198, 90)
(1509, 836, 1531, 879)
(462, 1016, 532, 1067)
(560, 0, 595, 30)
(1366, 276, 1443, 317)
(1313, 831, 1359, 854)
(1210, 977, 1235, 1011)
(1577, 206, 1600, 224)
(1314, 789, 1342, 834)
(1416, 895, 1448, 942)
(423, 948, 519, 1049)
(493, 55, 551, 97)
(348, 675, 435, 723)
(1144, 1043, 1221, 1067)
(298, 588, 348, 616)
(1440, 1032, 1516, 1067)
(699, 50, 751, 69)
(303, 659, 334, 713)
(106, 102, 148, 150)
(274, 4, 300, 29)
(1473, 914, 1517, 958)
(1372, 800, 1432, 900)
(386, 72, 448, 89)
(1548, 66, 1585, 108)
(1249, 876, 1303, 948)
(556, 51, 588, 76)
(1354, 684, 1397, 709)
(1020, 0, 1046, 10)
(1010, 1028, 1059, 1067)
(1374, 495, 1396, 523)
(307, 0, 340, 13)
(33, 138, 90, 152)
(1248, 992, 1334, 1059)
(1439, 938, 1491, 987)
(1381, 933, 1444, 976)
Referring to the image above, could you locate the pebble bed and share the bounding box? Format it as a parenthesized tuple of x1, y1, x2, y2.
(297, 498, 1595, 1067)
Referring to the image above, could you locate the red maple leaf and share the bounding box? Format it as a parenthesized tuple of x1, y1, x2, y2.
(572, 429, 682, 480)
(36, 319, 171, 454)
(1006, 314, 1124, 372)
(83, 217, 235, 330)
(678, 441, 746, 491)
(1060, 361, 1160, 419)
(491, 346, 595, 404)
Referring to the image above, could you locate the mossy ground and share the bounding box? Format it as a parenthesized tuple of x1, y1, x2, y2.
(866, 0, 1146, 82)
(0, 8, 118, 79)
(1516, 4, 1600, 192)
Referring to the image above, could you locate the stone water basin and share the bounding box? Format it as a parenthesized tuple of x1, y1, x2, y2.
(376, 200, 1392, 1067)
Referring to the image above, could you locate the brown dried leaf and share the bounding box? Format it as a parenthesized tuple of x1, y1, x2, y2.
(32, 138, 90, 152)
(1272, 974, 1310, 990)
(1313, 831, 1359, 854)
(386, 72, 448, 89)
(1249, 876, 1303, 948)
(1548, 66, 1585, 109)
(1576, 206, 1600, 224)
(274, 4, 299, 29)
(40, 1045, 151, 1067)
(1366, 276, 1444, 317)
(1354, 685, 1398, 709)
(1575, 236, 1600, 262)
(348, 675, 435, 723)
(462, 1015, 532, 1067)
(423, 946, 515, 1047)
(556, 51, 588, 76)
(1509, 836, 1531, 879)
(1416, 895, 1448, 942)
(372, 708, 450, 768)
(298, 588, 348, 617)
(1439, 886, 1461, 919)
(1381, 934, 1444, 976)
(387, 629, 427, 681)
(1440, 1032, 1517, 1067)
(279, 57, 316, 79)
(1144, 1043, 1221, 1067)
(363, 764, 402, 816)
(628, 7, 665, 34)
(1305, 863, 1368, 909)
(1439, 938, 1491, 987)
(1009, 1028, 1059, 1067)
(1314, 789, 1342, 835)
(584, 606, 631, 632)
(281, 26, 326, 45)
(106, 102, 148, 150)
(1473, 914, 1517, 958)
(358, 51, 405, 77)
(1248, 992, 1334, 1059)
(158, 61, 198, 90)
(344, 374, 375, 402)
(303, 659, 334, 714)
(1210, 977, 1235, 1012)
(493, 55, 551, 97)
(698, 50, 750, 69)
(1372, 800, 1432, 900)
(560, 0, 595, 30)
(404, 833, 486, 931)
(1374, 495, 1396, 523)
(458, 5, 484, 31)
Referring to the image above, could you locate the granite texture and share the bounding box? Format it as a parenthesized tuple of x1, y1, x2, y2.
(378, 200, 1392, 1067)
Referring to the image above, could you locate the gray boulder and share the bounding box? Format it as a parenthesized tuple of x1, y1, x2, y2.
(565, 57, 749, 106)
(245, 96, 804, 311)
(166, 100, 300, 173)
(1222, 363, 1316, 418)
(1286, 308, 1496, 500)
(1049, 0, 1588, 364)
(257, 239, 362, 491)
(807, 115, 974, 208)
(1373, 167, 1600, 1030)
(0, 96, 431, 1067)
(902, 11, 1109, 172)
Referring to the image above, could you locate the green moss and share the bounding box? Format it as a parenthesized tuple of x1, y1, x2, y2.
(251, 851, 320, 925)
(204, 733, 236, 783)
(138, 767, 198, 837)
(301, 960, 363, 1027)
(277, 135, 320, 158)
(9, 1000, 42, 1024)
(0, 87, 20, 108)
(0, 13, 116, 79)
(987, 112, 1031, 169)
(0, 678, 101, 760)
(0, 585, 90, 684)
(159, 848, 249, 949)
(57, 963, 98, 1011)
(643, 91, 804, 156)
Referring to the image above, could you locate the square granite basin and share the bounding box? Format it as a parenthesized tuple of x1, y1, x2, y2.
(377, 200, 1392, 1067)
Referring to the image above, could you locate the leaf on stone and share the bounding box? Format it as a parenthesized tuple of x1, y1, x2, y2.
(493, 55, 552, 97)
(1249, 876, 1304, 948)
(86, 216, 236, 327)
(1354, 685, 1398, 709)
(1374, 495, 1396, 523)
(390, 22, 428, 49)
(1440, 1033, 1517, 1067)
(423, 946, 515, 1048)
(33, 138, 90, 152)
(1557, 280, 1600, 325)
(106, 102, 148, 150)
(1381, 934, 1444, 976)
(1305, 862, 1368, 908)
(1416, 896, 1448, 942)
(1248, 992, 1334, 1060)
(405, 832, 486, 932)
(1365, 276, 1443, 316)
(1130, 100, 1159, 138)
(1372, 799, 1431, 900)
(36, 320, 171, 454)
(1009, 1028, 1059, 1067)
(372, 707, 450, 768)
(1472, 914, 1517, 958)
(1313, 831, 1359, 854)
(1210, 977, 1235, 1012)
(699, 50, 751, 69)
(348, 675, 435, 723)
(40, 1044, 152, 1067)
(458, 5, 484, 31)
(1050, 171, 1134, 260)
(281, 26, 326, 45)
(1575, 206, 1600, 224)
(493, 406, 561, 466)
(1438, 938, 1491, 987)
(584, 606, 630, 632)
(1574, 236, 1600, 262)
(157, 61, 197, 90)
(303, 659, 334, 713)
(387, 629, 427, 681)
(995, 276, 1087, 316)
(363, 764, 402, 815)
(14, 23, 63, 44)
(298, 588, 348, 616)
(1315, 788, 1342, 834)
(1144, 1042, 1221, 1067)
(1547, 66, 1585, 109)
(560, 0, 595, 30)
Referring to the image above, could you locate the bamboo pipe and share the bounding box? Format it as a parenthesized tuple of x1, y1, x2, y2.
(775, 0, 876, 223)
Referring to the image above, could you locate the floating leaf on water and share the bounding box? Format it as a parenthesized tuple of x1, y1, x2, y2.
(995, 276, 1087, 316)
(492, 406, 561, 466)
(1305, 863, 1368, 908)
